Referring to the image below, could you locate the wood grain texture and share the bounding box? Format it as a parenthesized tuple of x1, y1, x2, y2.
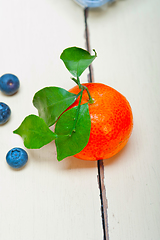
(0, 0, 160, 239)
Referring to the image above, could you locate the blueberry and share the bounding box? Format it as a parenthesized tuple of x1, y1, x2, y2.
(6, 148, 28, 169)
(0, 102, 11, 125)
(74, 0, 114, 8)
(0, 73, 20, 95)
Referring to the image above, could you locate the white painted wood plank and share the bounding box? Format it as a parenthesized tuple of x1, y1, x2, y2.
(88, 0, 160, 239)
(0, 1, 103, 239)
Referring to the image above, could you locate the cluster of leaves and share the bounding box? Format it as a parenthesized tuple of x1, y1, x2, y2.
(13, 47, 97, 161)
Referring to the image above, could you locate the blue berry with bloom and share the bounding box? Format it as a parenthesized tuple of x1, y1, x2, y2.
(0, 73, 20, 95)
(0, 102, 11, 125)
(74, 0, 115, 8)
(6, 148, 28, 169)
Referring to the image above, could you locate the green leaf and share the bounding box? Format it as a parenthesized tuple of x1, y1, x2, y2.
(55, 103, 91, 161)
(60, 47, 97, 77)
(13, 115, 57, 149)
(33, 87, 78, 127)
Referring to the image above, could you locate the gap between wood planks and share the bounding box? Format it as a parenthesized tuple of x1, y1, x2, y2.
(84, 8, 109, 240)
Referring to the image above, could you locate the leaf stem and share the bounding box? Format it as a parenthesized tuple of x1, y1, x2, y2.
(70, 88, 84, 135)
(71, 77, 81, 89)
(72, 76, 94, 104)
(82, 85, 94, 104)
(77, 78, 94, 104)
(77, 77, 81, 88)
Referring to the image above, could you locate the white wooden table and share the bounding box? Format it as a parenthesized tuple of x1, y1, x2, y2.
(0, 0, 160, 239)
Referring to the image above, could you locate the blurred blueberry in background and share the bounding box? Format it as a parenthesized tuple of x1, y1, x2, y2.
(74, 0, 115, 8)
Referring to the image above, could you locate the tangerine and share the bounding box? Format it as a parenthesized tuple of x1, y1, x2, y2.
(69, 83, 133, 161)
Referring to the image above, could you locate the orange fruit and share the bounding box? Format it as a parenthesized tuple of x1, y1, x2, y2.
(69, 83, 133, 161)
